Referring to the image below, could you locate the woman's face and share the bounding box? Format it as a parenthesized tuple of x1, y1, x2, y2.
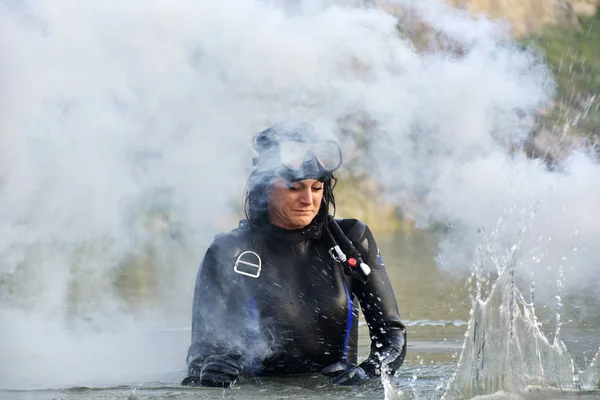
(268, 176, 325, 230)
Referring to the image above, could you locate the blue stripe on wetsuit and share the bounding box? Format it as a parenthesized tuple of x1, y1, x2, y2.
(342, 280, 353, 362)
(245, 296, 260, 374)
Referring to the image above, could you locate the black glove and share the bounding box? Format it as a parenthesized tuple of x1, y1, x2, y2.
(322, 361, 370, 385)
(359, 345, 404, 377)
(181, 352, 244, 388)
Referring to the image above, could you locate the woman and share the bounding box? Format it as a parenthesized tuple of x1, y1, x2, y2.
(182, 122, 407, 387)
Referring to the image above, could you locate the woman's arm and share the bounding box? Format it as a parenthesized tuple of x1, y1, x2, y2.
(188, 244, 230, 361)
(339, 219, 407, 376)
(185, 237, 248, 386)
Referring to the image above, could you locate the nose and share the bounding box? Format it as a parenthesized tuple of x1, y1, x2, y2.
(298, 187, 312, 205)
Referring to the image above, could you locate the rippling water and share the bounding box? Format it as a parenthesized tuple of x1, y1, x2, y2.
(2, 230, 598, 400)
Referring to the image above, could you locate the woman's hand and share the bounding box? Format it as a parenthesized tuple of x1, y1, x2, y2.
(322, 361, 370, 385)
(182, 352, 244, 388)
(359, 344, 404, 377)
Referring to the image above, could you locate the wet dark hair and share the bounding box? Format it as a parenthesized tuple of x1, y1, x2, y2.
(243, 170, 337, 238)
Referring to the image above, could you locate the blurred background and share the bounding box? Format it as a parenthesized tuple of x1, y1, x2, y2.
(0, 0, 599, 398)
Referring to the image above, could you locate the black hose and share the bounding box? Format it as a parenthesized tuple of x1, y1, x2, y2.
(326, 215, 370, 283)
(327, 217, 363, 263)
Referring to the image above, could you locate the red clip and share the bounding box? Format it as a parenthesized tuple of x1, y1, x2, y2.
(347, 258, 357, 267)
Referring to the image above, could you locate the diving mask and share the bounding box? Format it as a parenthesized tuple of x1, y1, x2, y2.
(252, 124, 343, 182)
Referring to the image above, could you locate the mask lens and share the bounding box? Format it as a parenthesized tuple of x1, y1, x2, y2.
(279, 140, 342, 172)
(279, 141, 310, 169)
(313, 141, 342, 171)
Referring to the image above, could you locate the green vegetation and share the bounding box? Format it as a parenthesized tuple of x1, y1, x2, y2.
(528, 9, 600, 143)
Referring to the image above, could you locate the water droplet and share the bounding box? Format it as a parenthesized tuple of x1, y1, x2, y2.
(375, 342, 383, 348)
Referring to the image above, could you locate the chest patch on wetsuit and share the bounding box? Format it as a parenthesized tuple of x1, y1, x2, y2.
(234, 250, 262, 278)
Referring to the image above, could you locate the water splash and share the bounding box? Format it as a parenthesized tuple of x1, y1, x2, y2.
(382, 356, 407, 400)
(580, 350, 600, 390)
(442, 233, 579, 399)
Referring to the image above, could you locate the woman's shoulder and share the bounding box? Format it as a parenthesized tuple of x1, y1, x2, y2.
(200, 221, 257, 273)
(335, 218, 371, 241)
(209, 220, 254, 249)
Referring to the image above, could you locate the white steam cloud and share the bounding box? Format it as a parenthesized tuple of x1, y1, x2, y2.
(0, 0, 598, 390)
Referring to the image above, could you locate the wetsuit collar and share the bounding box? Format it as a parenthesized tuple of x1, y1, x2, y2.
(261, 221, 312, 244)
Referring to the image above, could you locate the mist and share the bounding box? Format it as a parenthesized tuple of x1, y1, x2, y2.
(1, 0, 598, 390)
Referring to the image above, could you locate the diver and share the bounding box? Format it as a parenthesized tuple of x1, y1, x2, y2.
(182, 122, 407, 387)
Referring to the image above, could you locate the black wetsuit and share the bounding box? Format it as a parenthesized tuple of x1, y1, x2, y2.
(187, 218, 406, 376)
